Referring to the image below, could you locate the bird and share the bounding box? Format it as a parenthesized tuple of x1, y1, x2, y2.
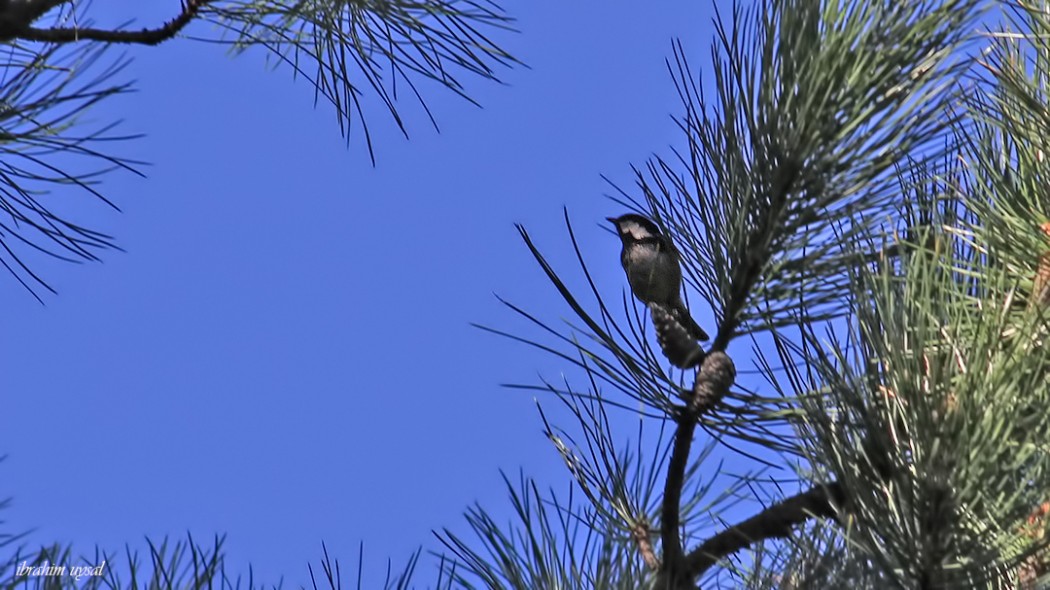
(607, 213, 709, 341)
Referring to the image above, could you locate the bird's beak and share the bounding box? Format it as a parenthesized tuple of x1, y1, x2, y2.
(605, 216, 618, 225)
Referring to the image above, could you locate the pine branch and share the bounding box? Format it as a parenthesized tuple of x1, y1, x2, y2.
(0, 0, 210, 45)
(657, 352, 736, 587)
(683, 482, 846, 580)
(0, 0, 70, 36)
(660, 413, 695, 577)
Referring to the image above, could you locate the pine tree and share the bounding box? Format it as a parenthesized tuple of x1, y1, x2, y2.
(11, 1, 1050, 588)
(438, 1, 1050, 588)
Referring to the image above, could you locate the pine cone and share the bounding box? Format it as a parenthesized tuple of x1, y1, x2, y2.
(650, 302, 705, 369)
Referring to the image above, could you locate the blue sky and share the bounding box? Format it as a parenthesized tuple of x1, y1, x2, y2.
(2, 1, 729, 585)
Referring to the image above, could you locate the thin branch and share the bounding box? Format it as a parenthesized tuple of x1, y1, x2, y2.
(682, 481, 846, 580)
(631, 521, 660, 572)
(660, 409, 696, 578)
(658, 351, 737, 586)
(3, 0, 211, 45)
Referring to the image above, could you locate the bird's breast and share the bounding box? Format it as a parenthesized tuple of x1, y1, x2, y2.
(624, 246, 680, 304)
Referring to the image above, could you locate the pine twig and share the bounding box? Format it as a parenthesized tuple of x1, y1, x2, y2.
(1, 0, 211, 45)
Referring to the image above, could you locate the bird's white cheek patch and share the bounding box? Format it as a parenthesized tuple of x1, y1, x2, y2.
(626, 226, 649, 241)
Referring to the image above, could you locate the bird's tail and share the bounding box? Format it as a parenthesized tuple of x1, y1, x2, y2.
(672, 300, 709, 341)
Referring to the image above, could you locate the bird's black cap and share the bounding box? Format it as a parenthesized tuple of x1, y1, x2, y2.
(607, 213, 661, 234)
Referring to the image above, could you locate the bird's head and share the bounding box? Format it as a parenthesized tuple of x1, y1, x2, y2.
(607, 214, 662, 244)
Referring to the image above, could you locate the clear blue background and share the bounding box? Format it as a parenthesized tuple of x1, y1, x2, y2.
(2, 1, 724, 585)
